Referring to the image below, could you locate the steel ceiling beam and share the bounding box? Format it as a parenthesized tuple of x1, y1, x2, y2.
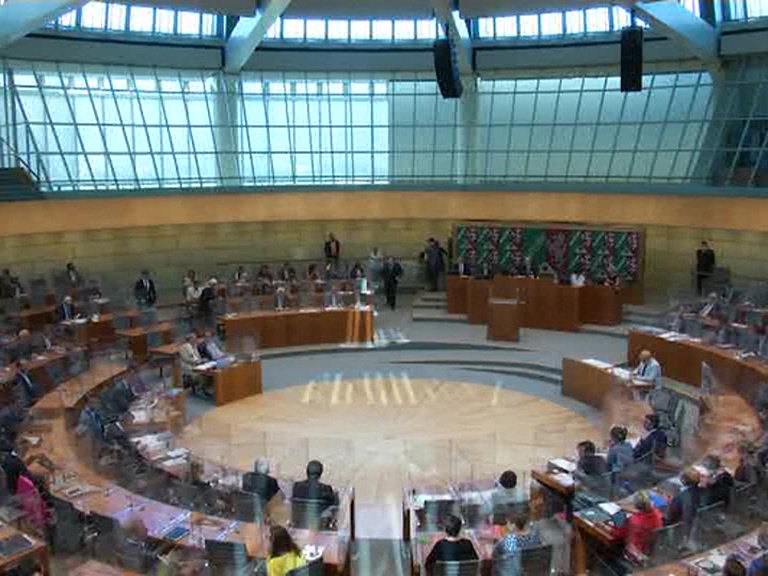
(0, 0, 88, 50)
(224, 0, 292, 73)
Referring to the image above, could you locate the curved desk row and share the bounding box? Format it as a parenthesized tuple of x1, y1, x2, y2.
(448, 276, 623, 335)
(221, 307, 375, 350)
(23, 361, 349, 574)
(540, 334, 767, 575)
(628, 329, 768, 397)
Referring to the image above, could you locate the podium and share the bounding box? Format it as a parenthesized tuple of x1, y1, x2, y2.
(467, 278, 492, 325)
(212, 360, 263, 406)
(446, 275, 469, 314)
(487, 298, 522, 342)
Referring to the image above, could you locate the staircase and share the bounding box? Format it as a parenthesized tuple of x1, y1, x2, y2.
(0, 166, 43, 201)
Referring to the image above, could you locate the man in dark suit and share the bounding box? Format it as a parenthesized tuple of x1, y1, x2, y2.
(198, 279, 218, 327)
(14, 360, 44, 408)
(382, 256, 403, 311)
(242, 459, 281, 504)
(292, 460, 338, 511)
(696, 241, 716, 296)
(133, 270, 157, 308)
(58, 295, 76, 322)
(666, 467, 701, 528)
(633, 413, 668, 463)
(577, 440, 608, 476)
(65, 262, 83, 288)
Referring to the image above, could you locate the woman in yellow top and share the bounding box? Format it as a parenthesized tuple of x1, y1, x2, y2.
(268, 526, 307, 576)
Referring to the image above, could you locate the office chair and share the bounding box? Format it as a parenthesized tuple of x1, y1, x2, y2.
(422, 499, 456, 532)
(692, 501, 731, 550)
(231, 490, 263, 523)
(204, 539, 256, 576)
(649, 522, 688, 566)
(146, 330, 167, 350)
(290, 498, 336, 531)
(44, 361, 66, 387)
(521, 544, 553, 574)
(87, 511, 121, 558)
(432, 559, 481, 576)
(286, 558, 325, 576)
(49, 494, 86, 554)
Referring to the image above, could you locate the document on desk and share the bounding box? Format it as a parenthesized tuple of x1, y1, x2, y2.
(549, 458, 577, 473)
(598, 502, 622, 516)
(610, 367, 632, 381)
(552, 473, 574, 487)
(582, 359, 613, 369)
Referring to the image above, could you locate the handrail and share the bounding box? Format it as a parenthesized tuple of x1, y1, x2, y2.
(0, 132, 43, 187)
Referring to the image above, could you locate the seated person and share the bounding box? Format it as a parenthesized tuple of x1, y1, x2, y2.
(666, 467, 701, 527)
(58, 295, 77, 322)
(349, 262, 365, 280)
(577, 440, 607, 476)
(607, 426, 634, 474)
(452, 256, 471, 277)
(632, 350, 662, 388)
(277, 262, 293, 283)
(698, 292, 722, 319)
(490, 470, 527, 521)
(242, 459, 281, 504)
(268, 526, 306, 576)
(633, 414, 668, 463)
(624, 491, 663, 560)
(734, 442, 764, 485)
(492, 511, 541, 575)
(110, 379, 138, 414)
(0, 401, 25, 443)
(233, 265, 249, 284)
(14, 360, 44, 407)
(570, 270, 587, 287)
(723, 555, 747, 576)
(292, 460, 338, 512)
(425, 514, 478, 572)
(0, 268, 23, 299)
(747, 524, 768, 576)
(0, 439, 34, 496)
(307, 263, 321, 282)
(180, 334, 212, 396)
(9, 329, 34, 362)
(198, 331, 226, 361)
(76, 398, 105, 440)
(700, 454, 734, 508)
(120, 515, 158, 572)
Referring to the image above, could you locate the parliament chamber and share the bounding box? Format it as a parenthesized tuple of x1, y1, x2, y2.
(1, 0, 768, 574)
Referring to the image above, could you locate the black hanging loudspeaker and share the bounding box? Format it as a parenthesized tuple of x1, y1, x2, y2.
(621, 26, 643, 92)
(434, 38, 463, 99)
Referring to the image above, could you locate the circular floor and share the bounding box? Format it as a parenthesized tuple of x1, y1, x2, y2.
(178, 378, 599, 509)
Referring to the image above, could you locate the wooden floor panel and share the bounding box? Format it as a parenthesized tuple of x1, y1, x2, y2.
(179, 378, 599, 510)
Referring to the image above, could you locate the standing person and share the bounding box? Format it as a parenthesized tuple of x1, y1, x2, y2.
(134, 269, 157, 308)
(696, 241, 716, 296)
(382, 256, 403, 311)
(198, 278, 217, 327)
(425, 238, 446, 292)
(324, 233, 341, 270)
(65, 262, 83, 288)
(368, 247, 383, 289)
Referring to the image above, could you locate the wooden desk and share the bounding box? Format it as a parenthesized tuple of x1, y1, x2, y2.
(9, 305, 56, 331)
(0, 522, 50, 575)
(627, 330, 768, 397)
(116, 323, 173, 362)
(65, 310, 140, 346)
(562, 358, 618, 410)
(467, 278, 492, 325)
(531, 468, 576, 521)
(446, 275, 470, 314)
(32, 361, 128, 416)
(492, 277, 581, 332)
(486, 298, 521, 342)
(222, 307, 374, 350)
(579, 285, 622, 326)
(208, 360, 262, 406)
(0, 350, 69, 390)
(68, 560, 142, 576)
(149, 342, 184, 389)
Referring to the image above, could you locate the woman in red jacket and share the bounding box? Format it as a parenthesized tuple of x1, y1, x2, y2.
(625, 491, 664, 560)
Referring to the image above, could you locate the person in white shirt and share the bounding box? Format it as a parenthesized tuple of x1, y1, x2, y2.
(180, 334, 211, 397)
(633, 350, 662, 388)
(570, 271, 586, 287)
